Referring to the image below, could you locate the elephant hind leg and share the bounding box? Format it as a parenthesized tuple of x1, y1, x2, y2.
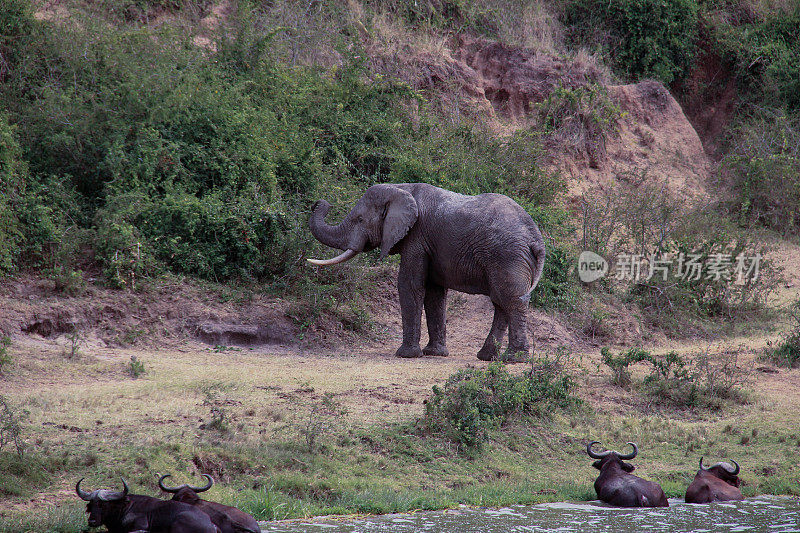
(422, 283, 449, 357)
(504, 297, 530, 361)
(477, 304, 508, 361)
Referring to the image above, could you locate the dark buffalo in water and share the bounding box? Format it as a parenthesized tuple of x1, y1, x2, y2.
(586, 441, 669, 508)
(159, 474, 261, 533)
(76, 478, 219, 533)
(685, 457, 743, 503)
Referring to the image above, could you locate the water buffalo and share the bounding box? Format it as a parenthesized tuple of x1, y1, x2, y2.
(685, 457, 743, 503)
(158, 474, 261, 533)
(76, 478, 219, 533)
(586, 441, 669, 507)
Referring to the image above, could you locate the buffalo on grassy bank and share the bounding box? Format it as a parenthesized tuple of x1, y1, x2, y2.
(685, 457, 743, 503)
(159, 474, 260, 533)
(586, 441, 668, 508)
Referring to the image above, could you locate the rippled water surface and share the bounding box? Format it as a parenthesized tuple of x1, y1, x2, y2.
(260, 497, 800, 533)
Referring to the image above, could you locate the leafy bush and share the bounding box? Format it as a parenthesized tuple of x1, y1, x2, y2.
(423, 354, 581, 449)
(600, 347, 650, 388)
(127, 355, 146, 378)
(0, 112, 70, 274)
(564, 0, 699, 84)
(529, 241, 579, 310)
(0, 2, 571, 308)
(0, 0, 34, 74)
(537, 83, 623, 166)
(761, 298, 800, 368)
(723, 110, 800, 235)
(0, 337, 11, 375)
(0, 395, 26, 458)
(601, 346, 751, 409)
(581, 179, 778, 335)
(707, 6, 800, 113)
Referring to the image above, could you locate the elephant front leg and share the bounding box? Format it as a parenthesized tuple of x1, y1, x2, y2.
(477, 304, 508, 361)
(395, 255, 426, 358)
(422, 283, 448, 356)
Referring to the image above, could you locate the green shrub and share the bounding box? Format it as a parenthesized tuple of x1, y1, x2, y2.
(0, 337, 11, 375)
(601, 346, 751, 409)
(581, 179, 777, 335)
(423, 354, 581, 449)
(127, 355, 146, 378)
(0, 395, 25, 458)
(365, 0, 498, 36)
(537, 83, 623, 165)
(0, 0, 35, 71)
(600, 347, 650, 388)
(564, 0, 699, 84)
(761, 298, 800, 368)
(723, 110, 800, 235)
(708, 7, 800, 113)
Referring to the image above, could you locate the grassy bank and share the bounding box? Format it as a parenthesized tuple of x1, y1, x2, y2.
(2, 329, 800, 531)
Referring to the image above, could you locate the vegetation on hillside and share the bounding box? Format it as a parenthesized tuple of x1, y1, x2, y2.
(1, 0, 793, 339)
(1, 1, 800, 527)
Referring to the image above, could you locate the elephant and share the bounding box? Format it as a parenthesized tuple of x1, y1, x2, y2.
(307, 182, 546, 360)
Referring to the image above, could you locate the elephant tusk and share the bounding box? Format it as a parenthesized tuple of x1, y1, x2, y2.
(307, 249, 357, 266)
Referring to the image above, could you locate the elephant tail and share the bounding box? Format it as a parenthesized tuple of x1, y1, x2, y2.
(520, 238, 546, 303)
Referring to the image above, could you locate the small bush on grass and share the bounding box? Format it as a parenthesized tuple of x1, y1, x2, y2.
(761, 298, 800, 368)
(422, 352, 581, 449)
(300, 393, 348, 455)
(127, 355, 146, 378)
(0, 395, 26, 458)
(581, 179, 779, 336)
(601, 346, 752, 409)
(0, 337, 11, 375)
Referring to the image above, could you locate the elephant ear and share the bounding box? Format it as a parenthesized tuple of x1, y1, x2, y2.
(366, 184, 418, 259)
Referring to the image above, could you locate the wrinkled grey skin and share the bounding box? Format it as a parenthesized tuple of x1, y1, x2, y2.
(308, 183, 546, 360)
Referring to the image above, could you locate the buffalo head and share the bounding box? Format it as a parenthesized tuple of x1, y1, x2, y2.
(158, 473, 213, 504)
(76, 478, 129, 528)
(699, 457, 741, 487)
(586, 440, 638, 472)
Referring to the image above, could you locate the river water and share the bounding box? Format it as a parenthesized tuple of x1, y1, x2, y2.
(260, 496, 800, 533)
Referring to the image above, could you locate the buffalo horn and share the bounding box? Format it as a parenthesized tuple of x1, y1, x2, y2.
(158, 474, 182, 493)
(618, 442, 638, 460)
(100, 478, 129, 501)
(701, 458, 740, 476)
(586, 441, 612, 459)
(189, 474, 213, 493)
(76, 478, 93, 501)
(711, 459, 740, 475)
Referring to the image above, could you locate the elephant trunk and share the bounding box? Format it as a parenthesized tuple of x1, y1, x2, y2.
(308, 200, 359, 266)
(309, 200, 353, 250)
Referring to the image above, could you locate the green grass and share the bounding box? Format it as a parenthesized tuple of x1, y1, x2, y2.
(4, 369, 800, 530)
